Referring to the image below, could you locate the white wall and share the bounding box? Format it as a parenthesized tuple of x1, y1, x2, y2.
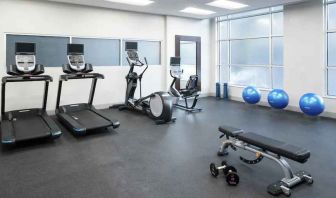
(0, 0, 214, 113)
(227, 0, 336, 118)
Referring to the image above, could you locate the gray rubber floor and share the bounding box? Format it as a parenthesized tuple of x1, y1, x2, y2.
(0, 97, 335, 198)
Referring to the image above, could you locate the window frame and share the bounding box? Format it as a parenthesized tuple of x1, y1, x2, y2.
(216, 7, 284, 89)
(325, 0, 336, 97)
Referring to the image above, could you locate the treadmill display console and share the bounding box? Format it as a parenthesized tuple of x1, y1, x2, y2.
(15, 43, 36, 73)
(67, 44, 85, 71)
(68, 44, 84, 55)
(15, 42, 36, 55)
(68, 55, 85, 70)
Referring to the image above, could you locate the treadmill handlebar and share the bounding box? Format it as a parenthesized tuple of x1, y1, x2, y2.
(60, 73, 104, 81)
(2, 75, 53, 83)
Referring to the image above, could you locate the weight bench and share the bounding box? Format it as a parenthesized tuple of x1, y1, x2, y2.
(217, 126, 313, 196)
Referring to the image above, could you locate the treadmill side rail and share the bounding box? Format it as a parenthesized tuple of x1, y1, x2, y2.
(60, 73, 104, 81)
(2, 75, 53, 83)
(0, 120, 15, 144)
(1, 75, 62, 145)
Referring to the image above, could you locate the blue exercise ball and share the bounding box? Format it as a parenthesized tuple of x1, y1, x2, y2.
(299, 93, 325, 116)
(268, 89, 289, 109)
(242, 86, 261, 104)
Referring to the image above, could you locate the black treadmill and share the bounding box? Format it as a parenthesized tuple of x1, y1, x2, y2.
(55, 44, 120, 135)
(1, 42, 62, 145)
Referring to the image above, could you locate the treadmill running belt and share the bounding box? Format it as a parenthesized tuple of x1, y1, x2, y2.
(68, 110, 112, 130)
(13, 116, 50, 141)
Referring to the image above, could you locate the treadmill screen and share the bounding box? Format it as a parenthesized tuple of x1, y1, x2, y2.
(170, 57, 181, 66)
(15, 42, 36, 55)
(68, 44, 84, 55)
(125, 42, 138, 51)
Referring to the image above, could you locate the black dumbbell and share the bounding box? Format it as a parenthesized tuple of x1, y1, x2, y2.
(210, 161, 240, 186)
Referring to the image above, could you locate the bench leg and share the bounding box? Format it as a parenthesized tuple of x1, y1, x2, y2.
(236, 144, 313, 196)
(267, 171, 313, 196)
(217, 140, 232, 156)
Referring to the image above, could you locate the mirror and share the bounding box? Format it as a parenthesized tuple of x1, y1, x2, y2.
(175, 35, 201, 91)
(180, 41, 197, 88)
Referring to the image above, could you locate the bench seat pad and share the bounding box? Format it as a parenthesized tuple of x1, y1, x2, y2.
(219, 126, 244, 137)
(237, 132, 310, 163)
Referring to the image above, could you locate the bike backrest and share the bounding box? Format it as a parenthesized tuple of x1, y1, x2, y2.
(185, 75, 198, 90)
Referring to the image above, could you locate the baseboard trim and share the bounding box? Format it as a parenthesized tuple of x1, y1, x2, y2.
(228, 96, 336, 119)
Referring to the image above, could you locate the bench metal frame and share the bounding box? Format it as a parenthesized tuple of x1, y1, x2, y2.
(218, 137, 313, 196)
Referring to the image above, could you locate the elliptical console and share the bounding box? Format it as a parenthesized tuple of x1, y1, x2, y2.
(111, 42, 175, 124)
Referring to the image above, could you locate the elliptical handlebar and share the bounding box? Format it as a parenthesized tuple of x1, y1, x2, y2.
(126, 52, 149, 80)
(139, 57, 149, 78)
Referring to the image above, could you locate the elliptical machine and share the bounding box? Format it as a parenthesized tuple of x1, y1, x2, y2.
(169, 57, 202, 112)
(111, 42, 175, 124)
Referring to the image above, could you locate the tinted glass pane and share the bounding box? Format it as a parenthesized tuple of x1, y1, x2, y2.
(272, 37, 283, 66)
(328, 33, 336, 66)
(272, 67, 284, 89)
(231, 38, 269, 65)
(328, 3, 336, 30)
(272, 12, 283, 35)
(230, 66, 271, 88)
(6, 35, 69, 67)
(230, 14, 270, 38)
(122, 40, 161, 65)
(72, 38, 120, 66)
(220, 21, 228, 40)
(220, 41, 228, 65)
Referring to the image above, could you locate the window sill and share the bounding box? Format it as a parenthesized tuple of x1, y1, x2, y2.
(228, 84, 272, 91)
(323, 95, 336, 100)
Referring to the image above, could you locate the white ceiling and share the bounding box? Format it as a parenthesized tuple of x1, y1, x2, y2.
(46, 0, 307, 19)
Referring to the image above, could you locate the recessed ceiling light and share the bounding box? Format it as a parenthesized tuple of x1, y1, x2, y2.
(207, 0, 248, 10)
(180, 7, 216, 15)
(104, 0, 154, 6)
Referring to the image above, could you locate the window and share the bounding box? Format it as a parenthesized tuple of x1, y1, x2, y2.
(326, 0, 336, 96)
(217, 6, 284, 89)
(6, 34, 161, 68)
(6, 34, 70, 67)
(122, 40, 161, 66)
(72, 37, 120, 66)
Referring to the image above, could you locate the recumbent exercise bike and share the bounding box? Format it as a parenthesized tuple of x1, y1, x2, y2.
(169, 57, 202, 112)
(111, 42, 175, 124)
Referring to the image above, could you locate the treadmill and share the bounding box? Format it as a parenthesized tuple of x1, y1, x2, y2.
(55, 43, 120, 135)
(1, 42, 62, 145)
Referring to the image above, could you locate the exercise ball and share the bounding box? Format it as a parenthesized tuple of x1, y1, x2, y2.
(299, 93, 325, 116)
(242, 86, 261, 104)
(267, 89, 289, 109)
